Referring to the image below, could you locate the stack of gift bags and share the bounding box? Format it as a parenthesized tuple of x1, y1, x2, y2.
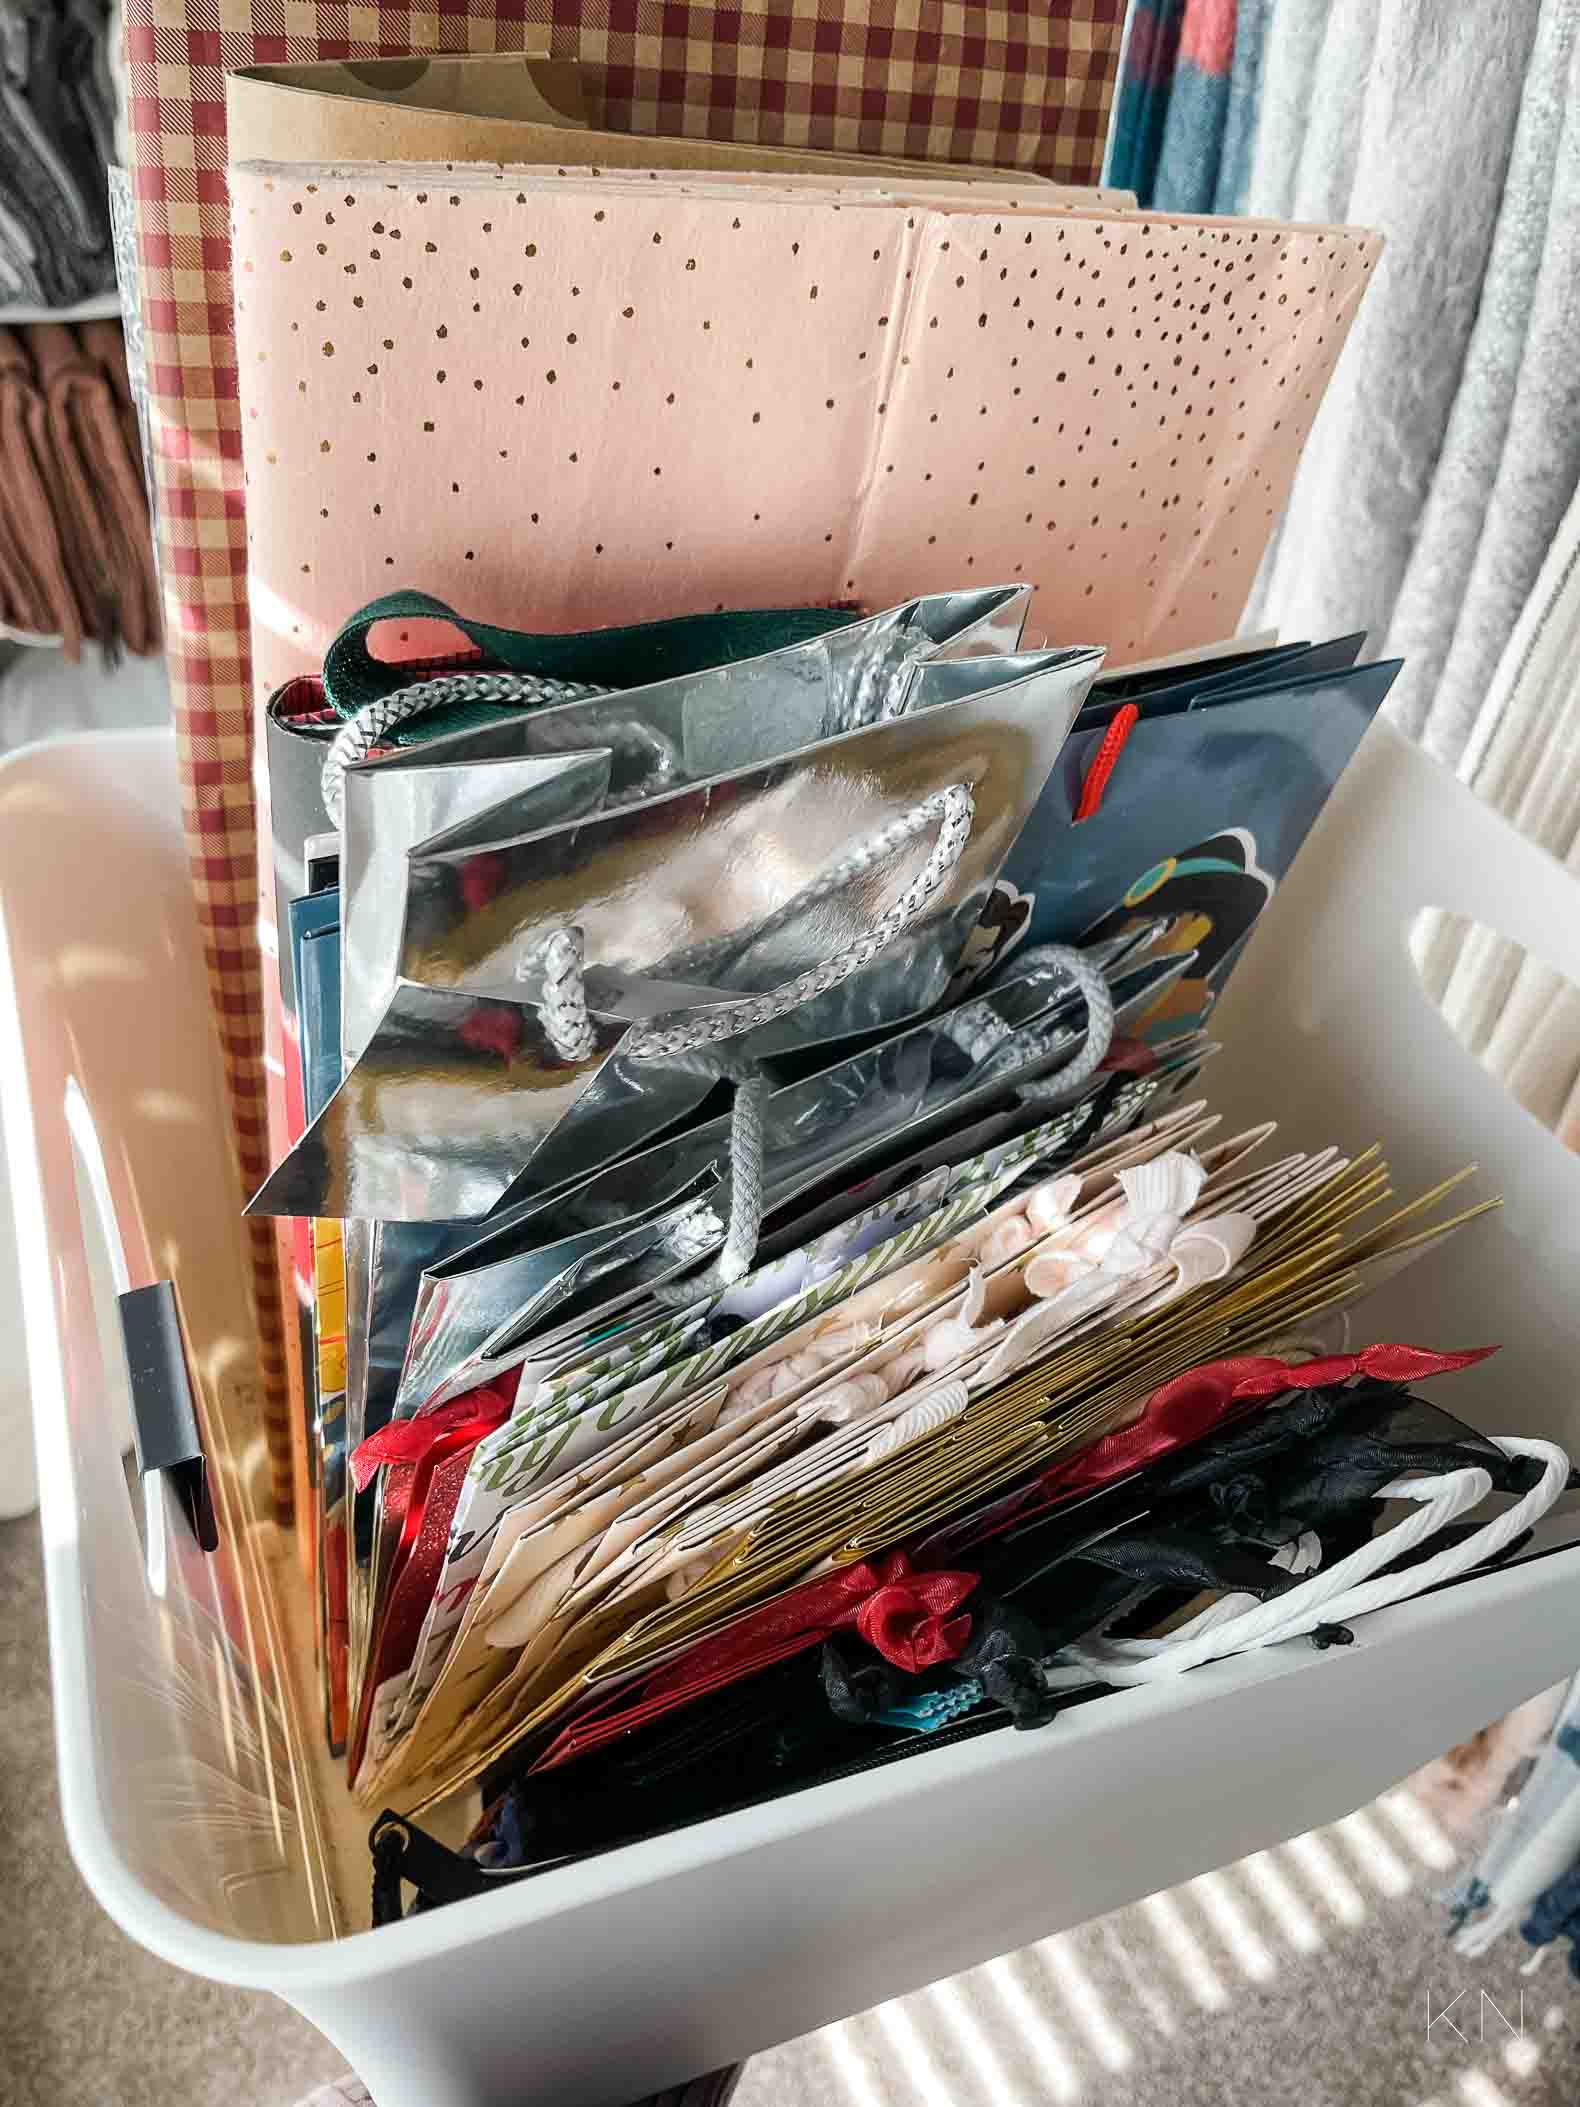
(218, 55, 1574, 1924)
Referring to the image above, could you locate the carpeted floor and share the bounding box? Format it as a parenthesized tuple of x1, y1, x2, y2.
(3, 1509, 1573, 2107)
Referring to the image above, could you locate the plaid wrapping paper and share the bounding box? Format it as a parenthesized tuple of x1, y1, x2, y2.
(123, 1, 1124, 1522)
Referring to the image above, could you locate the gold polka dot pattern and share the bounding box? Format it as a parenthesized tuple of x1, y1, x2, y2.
(231, 167, 1378, 699)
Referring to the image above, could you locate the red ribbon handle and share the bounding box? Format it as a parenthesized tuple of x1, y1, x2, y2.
(350, 1381, 515, 1493)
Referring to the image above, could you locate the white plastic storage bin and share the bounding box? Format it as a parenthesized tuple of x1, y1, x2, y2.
(5, 723, 1580, 2107)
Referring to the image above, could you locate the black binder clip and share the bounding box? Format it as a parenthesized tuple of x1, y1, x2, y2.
(119, 1281, 217, 1552)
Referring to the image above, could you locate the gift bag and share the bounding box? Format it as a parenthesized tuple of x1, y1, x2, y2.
(251, 622, 1100, 1219)
(127, 0, 1130, 1519)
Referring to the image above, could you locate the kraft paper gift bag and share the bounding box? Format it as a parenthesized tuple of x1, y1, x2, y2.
(230, 162, 1378, 708)
(225, 52, 1120, 191)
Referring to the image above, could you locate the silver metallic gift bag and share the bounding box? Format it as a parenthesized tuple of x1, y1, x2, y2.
(250, 623, 1102, 1222)
(382, 944, 1188, 1421)
(328, 584, 1034, 1073)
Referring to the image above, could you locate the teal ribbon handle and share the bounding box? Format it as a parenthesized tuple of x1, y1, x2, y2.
(322, 588, 859, 722)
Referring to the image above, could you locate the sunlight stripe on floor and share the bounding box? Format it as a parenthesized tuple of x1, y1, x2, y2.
(815, 2022, 890, 2107)
(1188, 1870, 1277, 1981)
(924, 1979, 1025, 2107)
(1378, 1788, 1459, 1870)
(1333, 1808, 1412, 1896)
(1237, 1850, 1324, 1953)
(869, 1995, 963, 2107)
(1098, 1920, 1180, 2039)
(1283, 1830, 1367, 1926)
(1037, 1937, 1134, 2070)
(980, 1957, 1082, 2104)
(1141, 1891, 1231, 2010)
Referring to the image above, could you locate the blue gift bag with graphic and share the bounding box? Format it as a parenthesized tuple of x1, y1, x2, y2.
(987, 648, 1399, 1045)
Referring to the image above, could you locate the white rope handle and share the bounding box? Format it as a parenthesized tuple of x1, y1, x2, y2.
(1053, 1436, 1569, 1686)
(320, 668, 612, 825)
(1264, 1437, 1569, 1639)
(1007, 944, 1117, 1100)
(1054, 1475, 1490, 1688)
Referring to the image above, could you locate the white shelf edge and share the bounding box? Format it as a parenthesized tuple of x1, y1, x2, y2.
(0, 291, 122, 326)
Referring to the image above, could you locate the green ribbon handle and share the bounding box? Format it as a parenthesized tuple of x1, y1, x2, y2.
(322, 587, 859, 724)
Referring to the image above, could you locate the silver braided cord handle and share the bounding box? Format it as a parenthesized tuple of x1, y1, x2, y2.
(584, 782, 974, 1298)
(1012, 944, 1117, 1101)
(651, 779, 975, 992)
(320, 668, 613, 825)
(936, 1003, 1014, 1067)
(535, 927, 596, 1063)
(828, 628, 931, 732)
(320, 618, 930, 828)
(654, 940, 1118, 1306)
(623, 781, 975, 1059)
(652, 1053, 769, 1301)
(526, 783, 975, 1067)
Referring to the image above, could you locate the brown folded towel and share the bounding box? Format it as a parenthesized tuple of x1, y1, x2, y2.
(0, 326, 81, 654)
(29, 319, 161, 657)
(82, 316, 144, 477)
(81, 318, 160, 640)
